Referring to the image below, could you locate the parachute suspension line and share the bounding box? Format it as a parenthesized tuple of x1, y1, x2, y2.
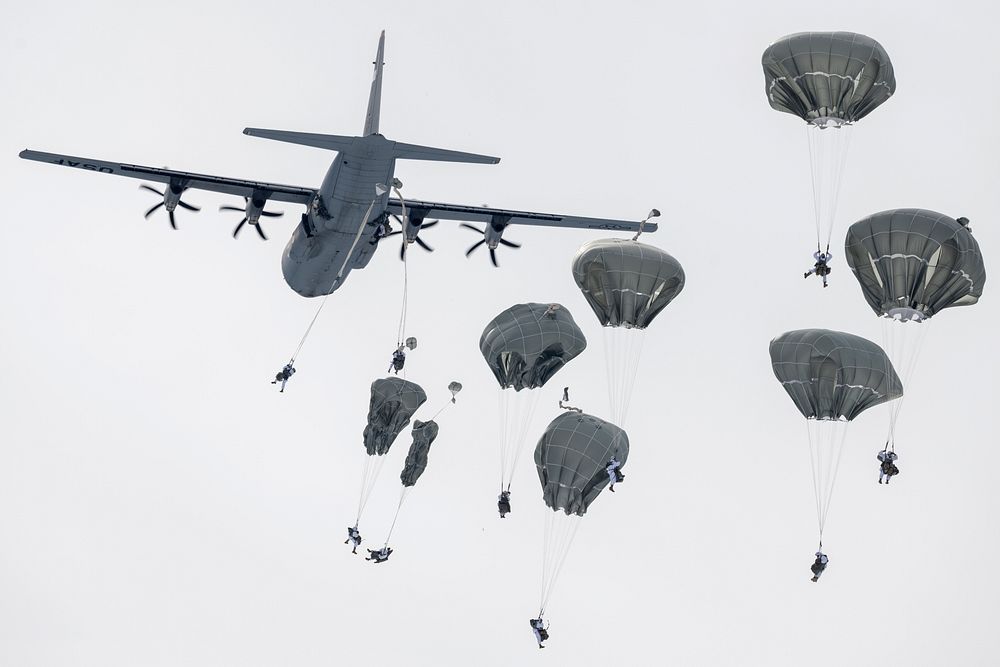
(290, 293, 332, 364)
(356, 455, 389, 526)
(806, 419, 851, 538)
(498, 388, 541, 492)
(819, 421, 850, 534)
(602, 327, 647, 426)
(539, 511, 582, 617)
(509, 390, 541, 485)
(805, 420, 823, 534)
(428, 397, 454, 422)
(498, 388, 508, 492)
(805, 122, 854, 251)
(383, 487, 411, 546)
(881, 317, 932, 448)
(396, 226, 410, 348)
(620, 329, 647, 426)
(393, 185, 409, 351)
(290, 189, 389, 364)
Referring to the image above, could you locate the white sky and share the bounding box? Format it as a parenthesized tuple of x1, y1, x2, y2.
(2, 1, 998, 665)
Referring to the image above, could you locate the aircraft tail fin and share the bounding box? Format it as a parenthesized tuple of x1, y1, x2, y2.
(364, 31, 386, 136)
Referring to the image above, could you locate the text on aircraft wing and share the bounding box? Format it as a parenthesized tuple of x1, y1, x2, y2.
(19, 150, 316, 206)
(385, 199, 655, 232)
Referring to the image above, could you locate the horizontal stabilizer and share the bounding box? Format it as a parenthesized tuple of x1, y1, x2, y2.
(392, 142, 500, 164)
(243, 128, 358, 152)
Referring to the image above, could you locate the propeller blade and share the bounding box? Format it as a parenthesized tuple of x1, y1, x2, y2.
(420, 220, 439, 229)
(415, 237, 434, 252)
(460, 223, 485, 234)
(489, 248, 498, 267)
(168, 210, 178, 230)
(219, 205, 245, 212)
(386, 230, 403, 237)
(499, 238, 521, 249)
(177, 200, 200, 212)
(260, 210, 283, 218)
(232, 218, 248, 238)
(465, 238, 487, 257)
(139, 184, 163, 196)
(254, 222, 268, 241)
(144, 201, 164, 219)
(399, 243, 406, 261)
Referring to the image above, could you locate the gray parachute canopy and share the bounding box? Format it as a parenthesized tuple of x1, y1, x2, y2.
(480, 303, 587, 391)
(534, 412, 629, 517)
(844, 209, 987, 320)
(362, 378, 427, 456)
(762, 32, 896, 123)
(400, 420, 439, 487)
(572, 239, 685, 329)
(769, 329, 902, 422)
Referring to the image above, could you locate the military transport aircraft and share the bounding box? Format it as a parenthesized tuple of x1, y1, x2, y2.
(20, 31, 657, 298)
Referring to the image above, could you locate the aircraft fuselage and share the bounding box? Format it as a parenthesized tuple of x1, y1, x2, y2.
(283, 134, 397, 298)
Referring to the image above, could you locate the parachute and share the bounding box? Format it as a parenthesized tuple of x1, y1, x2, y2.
(400, 420, 439, 488)
(762, 32, 896, 258)
(355, 377, 427, 528)
(770, 329, 902, 544)
(363, 378, 427, 456)
(762, 32, 896, 124)
(534, 412, 629, 617)
(380, 382, 462, 550)
(480, 303, 587, 504)
(844, 208, 986, 453)
(572, 239, 684, 425)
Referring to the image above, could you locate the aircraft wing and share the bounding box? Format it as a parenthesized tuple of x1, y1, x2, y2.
(386, 198, 656, 233)
(19, 150, 316, 205)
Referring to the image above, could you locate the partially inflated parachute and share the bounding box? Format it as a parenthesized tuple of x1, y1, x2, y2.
(762, 32, 896, 261)
(400, 420, 439, 488)
(535, 412, 630, 516)
(844, 208, 986, 455)
(770, 329, 901, 547)
(480, 303, 587, 391)
(363, 378, 427, 456)
(480, 303, 587, 507)
(355, 378, 427, 529)
(534, 412, 629, 619)
(572, 239, 684, 425)
(845, 209, 986, 319)
(770, 329, 902, 421)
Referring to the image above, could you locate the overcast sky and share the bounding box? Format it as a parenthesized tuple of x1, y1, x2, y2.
(2, 1, 998, 665)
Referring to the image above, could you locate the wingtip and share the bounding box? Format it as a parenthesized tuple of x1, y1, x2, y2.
(18, 149, 30, 158)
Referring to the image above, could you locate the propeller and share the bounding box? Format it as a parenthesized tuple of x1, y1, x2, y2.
(461, 223, 521, 268)
(386, 215, 438, 260)
(219, 196, 283, 240)
(139, 183, 200, 230)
